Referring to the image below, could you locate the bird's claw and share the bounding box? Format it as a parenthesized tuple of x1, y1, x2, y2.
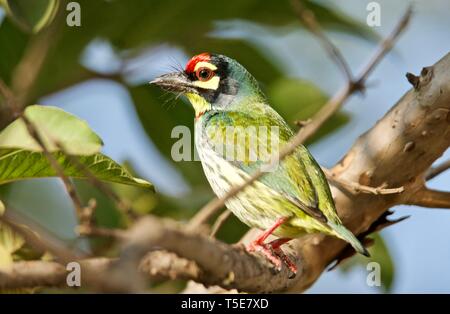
(246, 241, 297, 277)
(247, 242, 283, 270)
(273, 247, 297, 278)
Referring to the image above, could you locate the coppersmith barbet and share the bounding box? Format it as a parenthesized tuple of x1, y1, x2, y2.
(151, 53, 369, 275)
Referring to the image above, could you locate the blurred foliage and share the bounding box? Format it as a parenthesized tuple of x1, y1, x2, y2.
(0, 18, 27, 84)
(0, 220, 24, 271)
(340, 233, 395, 292)
(0, 0, 58, 33)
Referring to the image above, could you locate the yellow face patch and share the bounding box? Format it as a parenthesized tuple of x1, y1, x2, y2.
(186, 93, 211, 117)
(192, 61, 220, 90)
(192, 76, 220, 90)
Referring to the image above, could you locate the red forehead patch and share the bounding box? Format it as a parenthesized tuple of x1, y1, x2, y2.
(185, 52, 211, 73)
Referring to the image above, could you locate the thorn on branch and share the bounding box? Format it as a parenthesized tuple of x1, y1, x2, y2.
(294, 118, 312, 128)
(406, 72, 420, 89)
(406, 66, 434, 90)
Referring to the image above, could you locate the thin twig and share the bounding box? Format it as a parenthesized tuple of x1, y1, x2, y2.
(56, 141, 135, 218)
(0, 206, 138, 292)
(426, 159, 450, 181)
(0, 208, 87, 262)
(210, 209, 232, 237)
(323, 168, 404, 195)
(291, 0, 353, 82)
(0, 79, 86, 221)
(187, 6, 412, 231)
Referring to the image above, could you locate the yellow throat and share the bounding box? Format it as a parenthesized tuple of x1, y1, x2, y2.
(186, 93, 211, 118)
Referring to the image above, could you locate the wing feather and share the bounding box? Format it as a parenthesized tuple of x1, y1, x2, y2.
(203, 109, 329, 224)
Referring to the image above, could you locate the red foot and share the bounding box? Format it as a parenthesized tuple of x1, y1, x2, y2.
(245, 217, 297, 277)
(272, 247, 297, 276)
(247, 242, 282, 270)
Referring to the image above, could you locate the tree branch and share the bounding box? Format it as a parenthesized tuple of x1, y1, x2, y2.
(0, 207, 139, 292)
(114, 216, 300, 292)
(426, 159, 450, 181)
(210, 210, 232, 237)
(405, 187, 450, 208)
(0, 79, 87, 221)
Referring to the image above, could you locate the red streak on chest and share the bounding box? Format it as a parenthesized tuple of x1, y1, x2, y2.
(195, 111, 206, 120)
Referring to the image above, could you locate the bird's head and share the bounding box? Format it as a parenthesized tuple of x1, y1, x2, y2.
(150, 53, 264, 118)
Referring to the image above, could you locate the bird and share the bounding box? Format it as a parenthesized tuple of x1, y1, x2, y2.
(150, 53, 369, 275)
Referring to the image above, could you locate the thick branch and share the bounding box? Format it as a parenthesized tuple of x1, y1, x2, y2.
(116, 216, 299, 292)
(405, 187, 450, 208)
(426, 159, 450, 180)
(282, 51, 450, 292)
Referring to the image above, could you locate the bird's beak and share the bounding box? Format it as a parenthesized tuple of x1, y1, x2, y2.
(149, 72, 197, 94)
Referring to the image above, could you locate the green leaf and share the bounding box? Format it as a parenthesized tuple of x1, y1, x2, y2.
(1, 0, 59, 33)
(341, 233, 395, 292)
(268, 78, 350, 144)
(0, 105, 103, 155)
(0, 149, 154, 191)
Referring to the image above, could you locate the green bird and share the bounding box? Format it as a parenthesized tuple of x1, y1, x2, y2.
(151, 53, 369, 274)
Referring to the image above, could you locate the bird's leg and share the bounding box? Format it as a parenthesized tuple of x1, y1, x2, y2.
(268, 237, 292, 249)
(247, 217, 288, 251)
(246, 217, 294, 272)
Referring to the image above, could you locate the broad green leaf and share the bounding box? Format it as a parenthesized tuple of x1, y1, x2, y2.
(1, 0, 59, 33)
(340, 233, 395, 292)
(0, 105, 103, 155)
(0, 149, 154, 191)
(268, 78, 350, 144)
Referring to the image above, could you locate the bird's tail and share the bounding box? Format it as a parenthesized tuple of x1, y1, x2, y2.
(328, 221, 370, 257)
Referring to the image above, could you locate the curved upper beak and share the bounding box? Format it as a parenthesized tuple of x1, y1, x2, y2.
(149, 72, 197, 94)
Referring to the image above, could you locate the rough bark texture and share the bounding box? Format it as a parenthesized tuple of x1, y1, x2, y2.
(284, 52, 450, 292)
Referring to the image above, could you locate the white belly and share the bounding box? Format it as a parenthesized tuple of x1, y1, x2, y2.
(194, 120, 287, 231)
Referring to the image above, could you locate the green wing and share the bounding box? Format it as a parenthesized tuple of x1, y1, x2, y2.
(203, 108, 335, 224)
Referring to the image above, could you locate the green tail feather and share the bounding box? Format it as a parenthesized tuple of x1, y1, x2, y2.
(328, 222, 370, 257)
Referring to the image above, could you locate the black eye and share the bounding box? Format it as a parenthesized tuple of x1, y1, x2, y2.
(196, 67, 214, 81)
